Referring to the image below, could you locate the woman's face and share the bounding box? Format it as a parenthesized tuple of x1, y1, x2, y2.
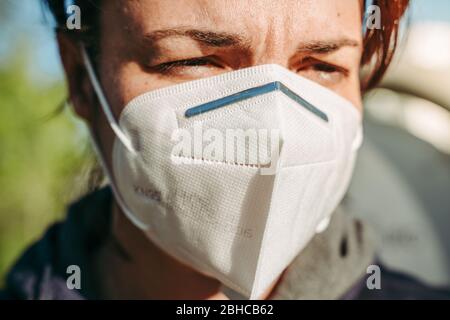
(65, 0, 363, 164)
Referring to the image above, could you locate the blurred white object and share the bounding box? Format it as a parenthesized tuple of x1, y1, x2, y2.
(366, 89, 450, 155)
(408, 23, 450, 69)
(383, 22, 450, 111)
(352, 22, 450, 287)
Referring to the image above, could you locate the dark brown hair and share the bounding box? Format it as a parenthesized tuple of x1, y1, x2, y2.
(43, 0, 409, 91)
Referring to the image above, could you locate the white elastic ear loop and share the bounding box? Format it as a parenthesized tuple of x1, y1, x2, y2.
(352, 125, 364, 152)
(87, 129, 149, 231)
(80, 44, 136, 154)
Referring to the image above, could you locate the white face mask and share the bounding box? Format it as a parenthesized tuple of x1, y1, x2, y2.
(82, 47, 363, 300)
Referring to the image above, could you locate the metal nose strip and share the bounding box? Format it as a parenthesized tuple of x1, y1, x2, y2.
(184, 81, 329, 122)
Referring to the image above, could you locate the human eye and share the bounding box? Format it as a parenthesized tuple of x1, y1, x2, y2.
(147, 56, 224, 78)
(297, 57, 350, 86)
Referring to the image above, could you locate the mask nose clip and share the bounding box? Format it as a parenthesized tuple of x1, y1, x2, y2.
(80, 45, 136, 154)
(185, 81, 329, 123)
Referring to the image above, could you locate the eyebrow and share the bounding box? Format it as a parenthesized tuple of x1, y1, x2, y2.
(144, 28, 251, 49)
(295, 39, 361, 54)
(142, 28, 359, 55)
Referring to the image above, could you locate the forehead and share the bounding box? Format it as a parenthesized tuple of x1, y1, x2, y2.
(103, 0, 363, 41)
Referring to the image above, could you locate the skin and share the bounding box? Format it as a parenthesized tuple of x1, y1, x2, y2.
(58, 0, 364, 299)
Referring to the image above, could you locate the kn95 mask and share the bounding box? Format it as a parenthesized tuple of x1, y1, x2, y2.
(82, 46, 363, 300)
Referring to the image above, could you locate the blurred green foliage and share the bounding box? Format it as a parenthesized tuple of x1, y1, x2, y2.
(0, 50, 91, 286)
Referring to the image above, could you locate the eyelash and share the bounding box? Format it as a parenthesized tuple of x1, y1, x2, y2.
(298, 58, 349, 76)
(149, 57, 348, 78)
(149, 57, 219, 74)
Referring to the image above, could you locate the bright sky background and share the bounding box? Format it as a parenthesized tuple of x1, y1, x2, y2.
(0, 0, 449, 85)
